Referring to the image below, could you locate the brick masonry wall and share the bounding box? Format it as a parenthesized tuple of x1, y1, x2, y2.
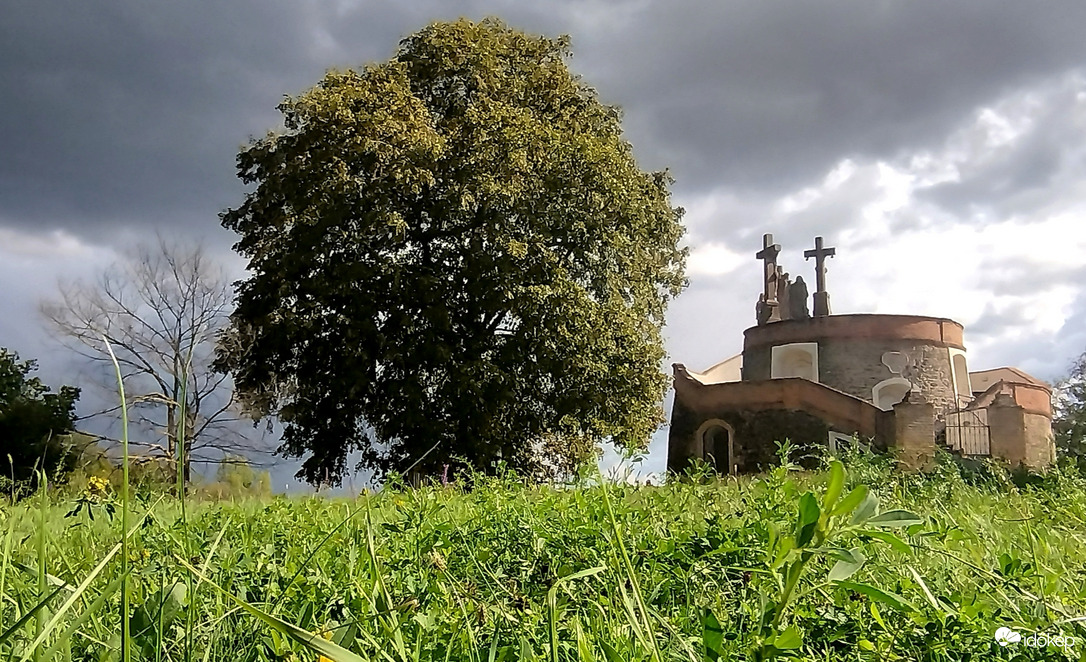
(988, 401, 1026, 466)
(891, 398, 936, 470)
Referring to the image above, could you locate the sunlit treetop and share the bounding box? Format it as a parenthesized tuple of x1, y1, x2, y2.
(218, 18, 687, 485)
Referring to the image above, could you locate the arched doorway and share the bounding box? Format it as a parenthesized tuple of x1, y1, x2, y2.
(696, 419, 736, 475)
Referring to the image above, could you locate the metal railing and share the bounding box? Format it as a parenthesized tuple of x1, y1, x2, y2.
(944, 408, 990, 456)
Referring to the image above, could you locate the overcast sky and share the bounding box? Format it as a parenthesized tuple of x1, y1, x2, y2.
(4, 1, 1086, 486)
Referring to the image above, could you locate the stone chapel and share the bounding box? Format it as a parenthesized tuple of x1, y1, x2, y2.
(667, 234, 1056, 475)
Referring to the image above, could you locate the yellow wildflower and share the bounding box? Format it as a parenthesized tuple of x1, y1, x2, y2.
(86, 475, 109, 499)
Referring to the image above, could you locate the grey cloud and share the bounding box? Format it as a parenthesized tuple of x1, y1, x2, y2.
(919, 78, 1086, 219)
(974, 256, 1086, 298)
(5, 0, 1086, 484)
(5, 1, 1086, 240)
(967, 304, 1032, 338)
(0, 1, 454, 235)
(964, 274, 1086, 382)
(576, 1, 1086, 195)
(970, 330, 1068, 384)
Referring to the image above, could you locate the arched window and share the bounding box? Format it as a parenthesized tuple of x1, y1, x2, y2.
(770, 343, 819, 381)
(952, 353, 970, 396)
(872, 377, 912, 411)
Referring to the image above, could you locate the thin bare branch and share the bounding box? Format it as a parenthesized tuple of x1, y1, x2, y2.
(40, 237, 259, 480)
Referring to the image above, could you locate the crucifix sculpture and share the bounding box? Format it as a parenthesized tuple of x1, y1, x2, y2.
(755, 233, 782, 324)
(804, 236, 836, 317)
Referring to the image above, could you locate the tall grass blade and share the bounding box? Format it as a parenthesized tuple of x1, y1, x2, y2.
(35, 470, 48, 662)
(547, 567, 606, 662)
(38, 577, 123, 662)
(0, 514, 14, 635)
(175, 557, 372, 662)
(101, 336, 131, 662)
(20, 504, 158, 660)
(598, 479, 661, 662)
(0, 585, 66, 647)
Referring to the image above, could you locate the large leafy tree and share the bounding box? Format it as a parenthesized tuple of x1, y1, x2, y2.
(217, 18, 687, 485)
(0, 348, 80, 493)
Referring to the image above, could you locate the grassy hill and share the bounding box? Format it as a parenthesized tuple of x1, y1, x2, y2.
(4, 448, 1086, 661)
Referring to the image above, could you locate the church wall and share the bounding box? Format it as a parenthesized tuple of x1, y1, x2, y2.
(743, 315, 965, 351)
(667, 398, 705, 475)
(668, 374, 884, 474)
(741, 314, 963, 415)
(744, 338, 958, 413)
(668, 404, 831, 474)
(819, 340, 958, 414)
(1023, 412, 1055, 469)
(1010, 383, 1053, 417)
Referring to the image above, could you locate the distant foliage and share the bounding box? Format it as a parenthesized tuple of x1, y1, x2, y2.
(1054, 352, 1086, 469)
(0, 348, 80, 495)
(218, 18, 687, 485)
(62, 450, 272, 501)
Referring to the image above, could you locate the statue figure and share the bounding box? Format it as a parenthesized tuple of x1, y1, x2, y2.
(776, 268, 792, 321)
(755, 234, 782, 323)
(788, 276, 810, 319)
(756, 293, 772, 326)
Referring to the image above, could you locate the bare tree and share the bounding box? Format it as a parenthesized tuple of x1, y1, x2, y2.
(40, 237, 267, 482)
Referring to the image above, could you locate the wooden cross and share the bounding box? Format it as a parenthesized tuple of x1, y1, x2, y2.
(803, 236, 836, 294)
(755, 233, 781, 303)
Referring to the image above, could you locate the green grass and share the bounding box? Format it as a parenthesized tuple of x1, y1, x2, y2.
(2, 448, 1086, 661)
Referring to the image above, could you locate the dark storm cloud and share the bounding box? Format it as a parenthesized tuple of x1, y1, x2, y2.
(0, 0, 464, 235)
(5, 0, 1086, 240)
(580, 1, 1086, 195)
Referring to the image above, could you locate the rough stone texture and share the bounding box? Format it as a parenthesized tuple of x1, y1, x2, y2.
(1023, 412, 1055, 468)
(889, 393, 935, 470)
(668, 403, 830, 474)
(988, 394, 1027, 466)
(743, 315, 963, 415)
(667, 397, 705, 475)
(667, 372, 881, 474)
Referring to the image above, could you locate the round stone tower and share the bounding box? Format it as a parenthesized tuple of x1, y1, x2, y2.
(741, 314, 970, 414)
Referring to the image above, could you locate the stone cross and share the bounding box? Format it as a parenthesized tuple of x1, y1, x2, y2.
(755, 233, 782, 323)
(803, 236, 836, 317)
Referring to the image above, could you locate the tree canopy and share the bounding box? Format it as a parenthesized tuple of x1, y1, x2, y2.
(0, 348, 80, 493)
(218, 18, 687, 485)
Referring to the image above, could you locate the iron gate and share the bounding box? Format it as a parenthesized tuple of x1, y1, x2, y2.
(944, 408, 990, 456)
